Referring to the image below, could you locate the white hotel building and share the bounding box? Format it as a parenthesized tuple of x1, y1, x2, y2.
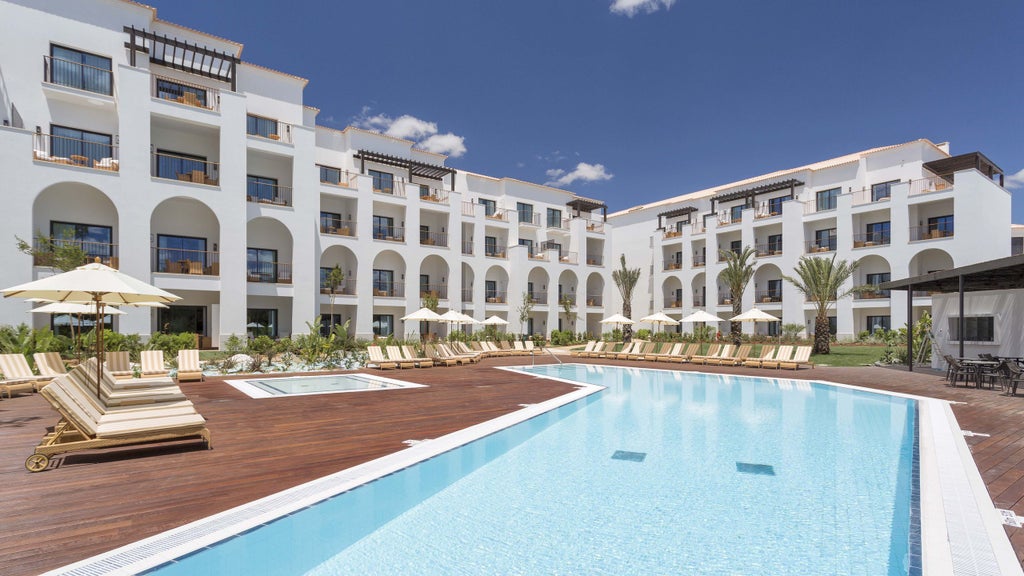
(0, 0, 1013, 345)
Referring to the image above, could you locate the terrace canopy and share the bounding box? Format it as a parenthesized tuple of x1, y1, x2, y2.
(879, 253, 1024, 370)
(354, 150, 457, 189)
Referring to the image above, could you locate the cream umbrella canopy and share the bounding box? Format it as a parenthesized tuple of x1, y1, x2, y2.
(730, 307, 781, 343)
(680, 310, 724, 355)
(3, 262, 180, 396)
(638, 312, 680, 334)
(600, 313, 634, 338)
(401, 307, 444, 322)
(481, 315, 509, 326)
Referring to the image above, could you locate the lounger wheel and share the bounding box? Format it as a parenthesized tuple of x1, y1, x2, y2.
(25, 453, 49, 472)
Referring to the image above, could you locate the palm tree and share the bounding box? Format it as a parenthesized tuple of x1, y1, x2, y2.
(783, 254, 862, 354)
(611, 254, 641, 341)
(718, 245, 757, 345)
(325, 264, 345, 332)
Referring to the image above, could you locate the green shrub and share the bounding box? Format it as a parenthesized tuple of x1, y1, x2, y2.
(635, 329, 651, 341)
(146, 332, 196, 358)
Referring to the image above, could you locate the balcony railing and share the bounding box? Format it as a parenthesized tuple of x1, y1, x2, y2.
(152, 75, 219, 111)
(850, 187, 893, 206)
(528, 249, 548, 261)
(693, 255, 706, 267)
(34, 239, 118, 269)
(584, 220, 605, 233)
(692, 221, 706, 234)
(462, 288, 473, 301)
(854, 288, 890, 300)
(461, 201, 477, 217)
(246, 114, 293, 144)
(910, 226, 954, 241)
(753, 201, 783, 220)
(909, 175, 953, 196)
(804, 199, 838, 215)
(33, 133, 119, 171)
(153, 248, 219, 276)
(717, 211, 741, 226)
(912, 290, 938, 298)
(462, 240, 473, 255)
(718, 294, 735, 306)
(485, 209, 507, 222)
(558, 294, 577, 306)
(664, 261, 683, 271)
(517, 211, 541, 226)
(548, 218, 570, 230)
(586, 254, 603, 266)
(557, 252, 578, 265)
(693, 297, 706, 307)
(527, 291, 548, 304)
(585, 294, 602, 307)
(420, 231, 449, 247)
(665, 297, 682, 309)
(754, 243, 782, 257)
(372, 282, 405, 298)
(247, 262, 292, 284)
(852, 232, 891, 248)
(419, 284, 448, 299)
(43, 55, 112, 96)
(319, 167, 359, 189)
(419, 188, 450, 205)
(247, 178, 292, 207)
(373, 178, 407, 197)
(754, 289, 782, 304)
(485, 291, 507, 304)
(806, 239, 836, 253)
(320, 219, 356, 237)
(485, 246, 507, 258)
(320, 281, 356, 296)
(152, 152, 219, 185)
(373, 226, 405, 242)
(663, 229, 684, 240)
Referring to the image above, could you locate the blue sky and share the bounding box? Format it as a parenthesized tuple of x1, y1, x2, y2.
(151, 0, 1024, 219)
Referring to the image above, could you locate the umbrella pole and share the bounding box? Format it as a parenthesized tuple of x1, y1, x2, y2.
(94, 296, 103, 397)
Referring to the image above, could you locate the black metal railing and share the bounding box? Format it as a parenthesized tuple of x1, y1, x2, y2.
(372, 226, 405, 242)
(153, 248, 219, 275)
(754, 243, 782, 257)
(806, 238, 837, 253)
(320, 219, 356, 237)
(754, 289, 782, 303)
(462, 240, 473, 255)
(372, 282, 405, 298)
(320, 280, 356, 296)
(419, 284, 448, 299)
(152, 152, 219, 185)
(910, 225, 954, 241)
(44, 55, 112, 95)
(246, 261, 292, 284)
(420, 231, 449, 247)
(33, 133, 118, 171)
(152, 75, 218, 111)
(585, 294, 602, 306)
(246, 178, 293, 206)
(34, 239, 118, 269)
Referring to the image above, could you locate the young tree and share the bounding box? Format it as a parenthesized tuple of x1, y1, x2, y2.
(325, 264, 345, 332)
(16, 232, 87, 272)
(718, 245, 757, 345)
(517, 290, 535, 337)
(560, 294, 576, 333)
(783, 254, 863, 354)
(611, 254, 641, 342)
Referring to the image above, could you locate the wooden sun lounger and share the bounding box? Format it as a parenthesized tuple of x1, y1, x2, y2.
(629, 342, 657, 361)
(581, 341, 606, 358)
(401, 345, 434, 368)
(691, 344, 725, 365)
(779, 346, 814, 370)
(665, 343, 700, 363)
(424, 344, 459, 366)
(366, 345, 397, 369)
(176, 349, 205, 382)
(643, 343, 674, 361)
(760, 345, 793, 370)
(386, 346, 417, 369)
(105, 351, 134, 380)
(26, 363, 210, 472)
(34, 352, 68, 378)
(512, 341, 529, 355)
(75, 358, 186, 406)
(440, 343, 480, 363)
(613, 341, 642, 360)
(0, 353, 50, 397)
(743, 345, 776, 368)
(711, 344, 752, 366)
(140, 350, 170, 378)
(572, 341, 597, 357)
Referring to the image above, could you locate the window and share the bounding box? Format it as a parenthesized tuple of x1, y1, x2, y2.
(319, 314, 343, 337)
(372, 314, 394, 337)
(420, 274, 430, 295)
(320, 211, 342, 231)
(519, 238, 534, 256)
(246, 175, 278, 203)
(767, 233, 783, 253)
(373, 269, 395, 297)
(675, 220, 686, 233)
(866, 315, 891, 332)
(419, 184, 430, 198)
(871, 180, 898, 201)
(674, 251, 682, 266)
(729, 205, 743, 222)
(729, 240, 741, 255)
(50, 221, 112, 261)
(547, 208, 562, 228)
(1013, 237, 1023, 256)
(485, 280, 498, 299)
(158, 306, 206, 336)
(49, 45, 112, 95)
(544, 241, 562, 257)
(865, 272, 891, 297)
(368, 170, 393, 194)
(526, 317, 535, 336)
(246, 308, 277, 338)
(815, 188, 839, 211)
(155, 149, 207, 180)
(155, 78, 207, 107)
(865, 221, 890, 244)
(318, 165, 341, 185)
(768, 196, 788, 215)
(767, 279, 782, 299)
(246, 114, 278, 138)
(372, 215, 395, 240)
(485, 236, 499, 256)
(247, 248, 278, 283)
(50, 125, 112, 165)
(320, 267, 347, 293)
(478, 198, 497, 216)
(420, 225, 430, 244)
(156, 235, 207, 272)
(928, 215, 954, 237)
(948, 316, 995, 342)
(814, 228, 837, 251)
(527, 281, 535, 301)
(517, 202, 534, 224)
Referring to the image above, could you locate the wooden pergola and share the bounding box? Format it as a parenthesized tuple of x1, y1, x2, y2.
(880, 253, 1024, 370)
(124, 27, 240, 91)
(566, 196, 607, 222)
(710, 178, 804, 211)
(354, 150, 457, 190)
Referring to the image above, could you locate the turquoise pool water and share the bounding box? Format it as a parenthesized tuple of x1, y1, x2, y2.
(147, 364, 917, 575)
(231, 373, 424, 397)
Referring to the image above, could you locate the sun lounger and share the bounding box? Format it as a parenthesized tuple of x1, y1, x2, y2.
(524, 340, 536, 353)
(664, 343, 699, 363)
(26, 363, 210, 472)
(0, 353, 51, 397)
(105, 351, 134, 379)
(140, 350, 170, 377)
(779, 346, 814, 370)
(512, 341, 528, 355)
(424, 344, 459, 366)
(710, 344, 752, 366)
(690, 344, 725, 365)
(612, 341, 642, 360)
(498, 340, 515, 353)
(442, 343, 481, 363)
(401, 345, 434, 368)
(760, 345, 793, 370)
(176, 349, 205, 382)
(34, 352, 68, 378)
(572, 341, 597, 357)
(643, 343, 673, 361)
(742, 345, 776, 368)
(629, 342, 657, 361)
(71, 358, 186, 407)
(462, 342, 491, 358)
(366, 345, 397, 369)
(385, 346, 416, 369)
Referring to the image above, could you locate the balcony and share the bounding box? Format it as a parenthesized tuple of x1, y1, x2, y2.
(585, 294, 602, 307)
(373, 226, 405, 242)
(420, 231, 449, 248)
(854, 289, 890, 300)
(692, 221, 706, 234)
(462, 288, 473, 301)
(754, 243, 782, 257)
(462, 240, 473, 255)
(753, 202, 782, 220)
(852, 232, 891, 248)
(485, 292, 507, 304)
(320, 219, 356, 237)
(152, 152, 219, 185)
(517, 212, 541, 227)
(485, 247, 507, 259)
(693, 297, 706, 307)
(806, 239, 836, 254)
(33, 239, 118, 269)
(547, 218, 570, 231)
(717, 212, 741, 227)
(318, 166, 359, 189)
(527, 291, 548, 305)
(558, 252, 578, 265)
(910, 226, 954, 241)
(373, 180, 406, 197)
(558, 294, 576, 306)
(246, 114, 293, 144)
(152, 75, 219, 111)
(664, 261, 683, 271)
(372, 282, 405, 298)
(528, 250, 548, 261)
(419, 188, 450, 205)
(247, 262, 292, 284)
(909, 175, 953, 196)
(586, 255, 604, 266)
(664, 297, 682, 309)
(851, 187, 892, 207)
(419, 284, 448, 300)
(153, 248, 219, 276)
(320, 280, 356, 296)
(461, 201, 477, 217)
(717, 294, 735, 306)
(754, 290, 782, 304)
(247, 178, 292, 207)
(585, 220, 605, 233)
(663, 229, 684, 240)
(485, 209, 507, 222)
(43, 55, 112, 96)
(33, 133, 119, 172)
(693, 255, 706, 268)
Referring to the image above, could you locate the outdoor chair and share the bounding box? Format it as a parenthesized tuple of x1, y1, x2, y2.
(779, 346, 814, 370)
(176, 349, 205, 382)
(34, 352, 68, 378)
(524, 340, 536, 353)
(572, 341, 597, 357)
(498, 340, 515, 353)
(140, 350, 170, 378)
(401, 345, 434, 368)
(386, 346, 417, 369)
(440, 343, 481, 363)
(105, 351, 134, 379)
(644, 343, 675, 362)
(999, 361, 1024, 396)
(629, 342, 657, 361)
(614, 341, 643, 360)
(761, 346, 793, 370)
(711, 344, 751, 366)
(742, 346, 776, 368)
(513, 341, 529, 355)
(668, 343, 701, 363)
(582, 341, 606, 358)
(366, 345, 397, 369)
(72, 358, 186, 407)
(424, 344, 459, 367)
(692, 344, 729, 365)
(942, 355, 972, 386)
(0, 353, 49, 397)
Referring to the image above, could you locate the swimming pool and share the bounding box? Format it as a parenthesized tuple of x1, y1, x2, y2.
(227, 373, 426, 398)
(133, 364, 920, 575)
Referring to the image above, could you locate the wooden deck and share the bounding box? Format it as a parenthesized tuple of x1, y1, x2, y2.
(2, 356, 1023, 574)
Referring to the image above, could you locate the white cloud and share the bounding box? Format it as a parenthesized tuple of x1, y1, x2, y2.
(545, 162, 614, 187)
(610, 0, 676, 17)
(353, 109, 467, 157)
(1007, 168, 1024, 189)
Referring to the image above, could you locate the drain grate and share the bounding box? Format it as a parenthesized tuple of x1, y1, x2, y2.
(736, 462, 775, 476)
(611, 450, 646, 462)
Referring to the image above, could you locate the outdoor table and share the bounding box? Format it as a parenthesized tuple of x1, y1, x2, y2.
(960, 359, 1000, 388)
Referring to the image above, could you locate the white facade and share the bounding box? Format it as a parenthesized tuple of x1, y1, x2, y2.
(0, 0, 1014, 346)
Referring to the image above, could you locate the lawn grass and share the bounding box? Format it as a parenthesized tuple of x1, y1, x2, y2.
(808, 344, 885, 367)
